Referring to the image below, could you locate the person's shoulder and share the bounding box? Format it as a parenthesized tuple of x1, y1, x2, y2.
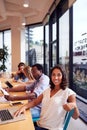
(41, 73, 49, 79)
(43, 87, 50, 94)
(65, 87, 76, 96)
(66, 87, 74, 92)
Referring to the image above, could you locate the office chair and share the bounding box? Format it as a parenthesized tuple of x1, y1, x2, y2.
(63, 109, 74, 130)
(32, 117, 40, 122)
(32, 109, 74, 130)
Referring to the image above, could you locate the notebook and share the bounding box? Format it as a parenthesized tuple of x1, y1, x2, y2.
(0, 106, 26, 125)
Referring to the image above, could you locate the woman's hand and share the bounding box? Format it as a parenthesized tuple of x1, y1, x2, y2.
(63, 103, 76, 111)
(14, 106, 26, 117)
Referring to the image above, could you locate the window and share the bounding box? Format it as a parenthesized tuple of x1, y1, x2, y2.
(59, 10, 69, 81)
(44, 24, 49, 74)
(4, 30, 11, 72)
(52, 22, 56, 41)
(73, 0, 87, 123)
(0, 32, 3, 48)
(73, 0, 87, 102)
(25, 25, 43, 66)
(0, 30, 11, 72)
(52, 43, 57, 66)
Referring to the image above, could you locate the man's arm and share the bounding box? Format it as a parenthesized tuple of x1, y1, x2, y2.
(4, 84, 26, 92)
(14, 94, 43, 117)
(4, 92, 37, 101)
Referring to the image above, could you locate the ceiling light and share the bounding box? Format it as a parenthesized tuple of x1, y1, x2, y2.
(22, 17, 26, 26)
(22, 22, 26, 26)
(23, 0, 29, 8)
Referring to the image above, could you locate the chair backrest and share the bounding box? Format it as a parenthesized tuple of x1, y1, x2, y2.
(32, 109, 74, 129)
(63, 109, 74, 130)
(32, 117, 40, 122)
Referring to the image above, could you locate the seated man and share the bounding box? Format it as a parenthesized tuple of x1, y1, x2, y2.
(4, 63, 50, 119)
(13, 62, 29, 82)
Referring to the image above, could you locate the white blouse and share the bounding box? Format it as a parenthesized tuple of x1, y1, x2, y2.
(37, 87, 76, 130)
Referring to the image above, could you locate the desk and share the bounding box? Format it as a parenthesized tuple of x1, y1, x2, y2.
(0, 77, 34, 89)
(0, 78, 35, 130)
(0, 94, 35, 130)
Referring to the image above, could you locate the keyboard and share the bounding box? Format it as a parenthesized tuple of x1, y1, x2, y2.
(0, 109, 13, 121)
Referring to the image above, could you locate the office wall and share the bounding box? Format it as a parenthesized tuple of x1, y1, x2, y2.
(11, 17, 21, 71)
(0, 17, 21, 71)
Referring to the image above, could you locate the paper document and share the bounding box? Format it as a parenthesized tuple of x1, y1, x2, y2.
(0, 81, 10, 103)
(0, 82, 9, 95)
(0, 96, 10, 103)
(0, 87, 9, 95)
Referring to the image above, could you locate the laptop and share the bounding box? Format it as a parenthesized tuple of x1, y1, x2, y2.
(0, 106, 26, 125)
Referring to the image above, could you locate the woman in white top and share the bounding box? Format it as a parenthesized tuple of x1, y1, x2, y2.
(14, 65, 79, 130)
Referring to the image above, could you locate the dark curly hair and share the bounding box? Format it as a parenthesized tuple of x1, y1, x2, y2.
(18, 62, 25, 68)
(32, 63, 43, 73)
(50, 64, 68, 90)
(17, 62, 26, 78)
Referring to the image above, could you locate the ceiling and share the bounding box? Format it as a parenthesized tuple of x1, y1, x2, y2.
(0, 0, 54, 28)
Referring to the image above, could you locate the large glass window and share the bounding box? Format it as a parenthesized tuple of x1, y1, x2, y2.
(25, 25, 43, 66)
(73, 0, 87, 102)
(4, 30, 11, 72)
(59, 10, 69, 81)
(73, 0, 87, 123)
(0, 30, 11, 72)
(0, 32, 3, 48)
(52, 22, 56, 41)
(52, 16, 57, 66)
(45, 24, 49, 74)
(52, 42, 57, 66)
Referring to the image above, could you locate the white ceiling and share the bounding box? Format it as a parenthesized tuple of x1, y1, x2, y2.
(0, 0, 54, 27)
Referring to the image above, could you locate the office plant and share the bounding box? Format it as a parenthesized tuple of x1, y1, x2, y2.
(0, 45, 9, 72)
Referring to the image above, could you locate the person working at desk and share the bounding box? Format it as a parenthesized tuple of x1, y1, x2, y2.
(14, 65, 79, 130)
(4, 63, 50, 119)
(13, 62, 29, 82)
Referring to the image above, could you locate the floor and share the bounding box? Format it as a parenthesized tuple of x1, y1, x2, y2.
(67, 98, 87, 130)
(68, 118, 87, 130)
(76, 98, 87, 123)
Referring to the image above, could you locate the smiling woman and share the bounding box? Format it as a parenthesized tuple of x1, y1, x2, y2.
(13, 64, 79, 130)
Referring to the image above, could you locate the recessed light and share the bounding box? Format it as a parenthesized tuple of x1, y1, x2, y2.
(23, 0, 29, 8)
(23, 3, 29, 8)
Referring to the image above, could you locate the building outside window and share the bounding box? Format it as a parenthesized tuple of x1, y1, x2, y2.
(73, 0, 87, 123)
(73, 0, 87, 102)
